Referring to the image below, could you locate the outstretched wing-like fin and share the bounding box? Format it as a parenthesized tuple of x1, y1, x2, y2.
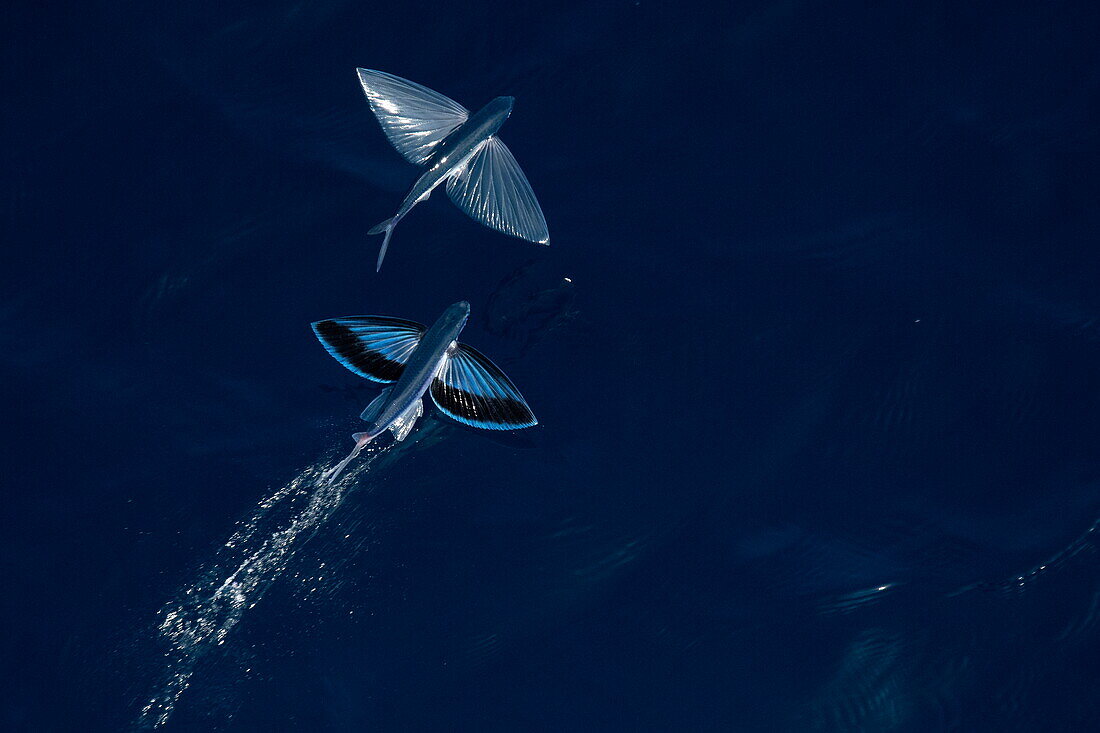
(388, 398, 424, 441)
(356, 68, 469, 165)
(430, 343, 537, 429)
(446, 136, 549, 244)
(312, 316, 426, 383)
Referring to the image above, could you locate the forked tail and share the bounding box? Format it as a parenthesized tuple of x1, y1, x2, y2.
(368, 216, 398, 271)
(322, 432, 373, 485)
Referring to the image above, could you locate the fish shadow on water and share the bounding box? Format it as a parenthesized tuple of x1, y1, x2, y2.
(480, 258, 584, 366)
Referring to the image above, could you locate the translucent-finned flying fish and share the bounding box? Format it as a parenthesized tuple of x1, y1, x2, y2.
(313, 301, 538, 482)
(355, 69, 550, 270)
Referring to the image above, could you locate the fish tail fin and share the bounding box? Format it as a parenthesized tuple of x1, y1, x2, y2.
(323, 432, 373, 485)
(367, 217, 392, 235)
(368, 216, 397, 271)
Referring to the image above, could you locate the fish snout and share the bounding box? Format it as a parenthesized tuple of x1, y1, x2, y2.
(448, 300, 472, 328)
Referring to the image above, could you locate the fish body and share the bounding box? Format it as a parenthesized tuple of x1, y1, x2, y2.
(312, 301, 538, 481)
(389, 96, 514, 223)
(357, 69, 549, 270)
(357, 301, 469, 440)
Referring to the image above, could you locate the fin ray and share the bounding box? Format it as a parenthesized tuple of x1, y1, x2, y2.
(356, 69, 469, 165)
(312, 316, 426, 383)
(430, 343, 537, 429)
(446, 136, 549, 244)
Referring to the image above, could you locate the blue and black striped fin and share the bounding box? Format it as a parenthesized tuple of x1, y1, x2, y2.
(311, 316, 426, 383)
(430, 343, 537, 430)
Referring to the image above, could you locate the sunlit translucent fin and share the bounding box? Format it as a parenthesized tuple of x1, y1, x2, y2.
(430, 343, 537, 429)
(356, 68, 470, 165)
(388, 398, 423, 441)
(445, 136, 549, 244)
(324, 432, 372, 485)
(360, 386, 394, 422)
(312, 317, 425, 383)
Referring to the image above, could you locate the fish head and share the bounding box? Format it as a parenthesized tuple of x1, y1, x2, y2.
(490, 95, 515, 115)
(484, 96, 515, 129)
(441, 301, 472, 331)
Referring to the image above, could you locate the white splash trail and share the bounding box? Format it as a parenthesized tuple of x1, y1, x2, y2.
(136, 445, 382, 729)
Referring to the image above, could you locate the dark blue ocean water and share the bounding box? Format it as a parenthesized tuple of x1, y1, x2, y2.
(5, 1, 1100, 730)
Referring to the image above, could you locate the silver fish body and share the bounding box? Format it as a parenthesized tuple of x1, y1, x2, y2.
(358, 301, 469, 439)
(356, 69, 548, 270)
(393, 97, 515, 221)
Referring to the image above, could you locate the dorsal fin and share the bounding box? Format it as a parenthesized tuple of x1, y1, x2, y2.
(359, 386, 394, 423)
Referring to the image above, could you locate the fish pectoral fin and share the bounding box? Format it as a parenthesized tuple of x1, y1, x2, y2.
(388, 397, 424, 441)
(312, 316, 426, 383)
(360, 386, 394, 422)
(356, 69, 470, 165)
(430, 343, 537, 430)
(445, 136, 549, 245)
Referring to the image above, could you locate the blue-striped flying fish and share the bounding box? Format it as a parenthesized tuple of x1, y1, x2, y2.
(313, 301, 537, 482)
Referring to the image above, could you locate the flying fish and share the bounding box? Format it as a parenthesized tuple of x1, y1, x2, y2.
(313, 301, 537, 482)
(356, 68, 550, 270)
